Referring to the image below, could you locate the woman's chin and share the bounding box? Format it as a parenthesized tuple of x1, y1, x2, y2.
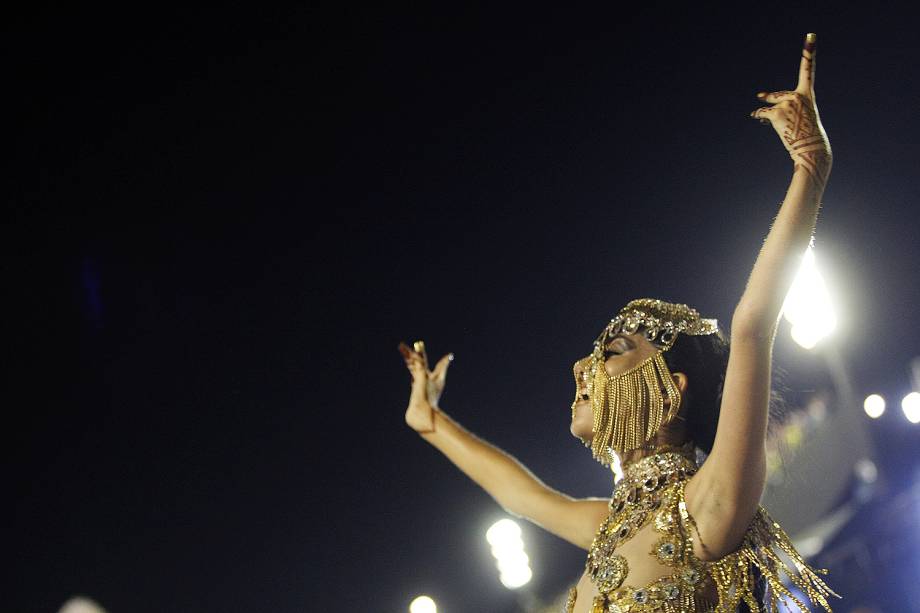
(570, 403, 594, 440)
(570, 422, 594, 442)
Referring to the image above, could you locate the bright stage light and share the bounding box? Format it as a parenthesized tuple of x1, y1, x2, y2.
(499, 564, 533, 588)
(901, 392, 920, 424)
(854, 458, 878, 484)
(487, 518, 532, 589)
(782, 247, 837, 349)
(409, 595, 437, 613)
(496, 550, 529, 572)
(863, 394, 886, 419)
(486, 519, 522, 547)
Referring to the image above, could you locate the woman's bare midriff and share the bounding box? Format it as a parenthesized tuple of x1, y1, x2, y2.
(570, 522, 717, 612)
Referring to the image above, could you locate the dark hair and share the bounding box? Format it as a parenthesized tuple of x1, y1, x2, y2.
(660, 329, 731, 454)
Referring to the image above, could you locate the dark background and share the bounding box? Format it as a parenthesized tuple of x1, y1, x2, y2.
(7, 4, 920, 612)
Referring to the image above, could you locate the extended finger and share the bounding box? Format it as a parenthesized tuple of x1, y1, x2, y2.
(413, 340, 430, 371)
(756, 90, 798, 104)
(398, 342, 426, 373)
(796, 33, 817, 94)
(399, 341, 426, 364)
(431, 353, 455, 382)
(750, 106, 778, 123)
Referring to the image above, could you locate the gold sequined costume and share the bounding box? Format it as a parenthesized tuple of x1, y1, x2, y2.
(563, 449, 838, 612)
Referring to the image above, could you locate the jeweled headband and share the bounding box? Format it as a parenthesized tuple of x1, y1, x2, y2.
(592, 298, 719, 360)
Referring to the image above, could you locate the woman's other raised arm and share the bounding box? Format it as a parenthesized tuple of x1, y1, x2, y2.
(687, 33, 833, 558)
(398, 341, 609, 550)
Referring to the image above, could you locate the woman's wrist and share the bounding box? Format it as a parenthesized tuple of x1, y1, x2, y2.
(792, 152, 832, 193)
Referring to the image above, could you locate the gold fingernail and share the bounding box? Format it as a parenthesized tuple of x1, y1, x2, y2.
(805, 33, 816, 52)
(414, 341, 426, 353)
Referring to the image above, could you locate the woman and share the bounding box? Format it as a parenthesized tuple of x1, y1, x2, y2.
(399, 33, 837, 612)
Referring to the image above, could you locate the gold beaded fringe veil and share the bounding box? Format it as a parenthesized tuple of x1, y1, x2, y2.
(590, 352, 682, 460)
(578, 298, 718, 464)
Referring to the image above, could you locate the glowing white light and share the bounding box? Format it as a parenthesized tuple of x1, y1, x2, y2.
(795, 535, 825, 558)
(487, 518, 532, 589)
(863, 394, 886, 419)
(486, 519, 522, 548)
(901, 392, 920, 424)
(409, 595, 437, 613)
(499, 565, 533, 588)
(58, 599, 106, 613)
(854, 458, 878, 484)
(782, 247, 837, 349)
(790, 324, 822, 350)
(490, 540, 524, 558)
(496, 550, 529, 573)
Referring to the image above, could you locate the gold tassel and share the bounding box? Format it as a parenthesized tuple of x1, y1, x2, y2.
(677, 483, 840, 612)
(590, 351, 682, 460)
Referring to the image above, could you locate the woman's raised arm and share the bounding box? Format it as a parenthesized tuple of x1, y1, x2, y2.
(736, 32, 832, 332)
(398, 341, 609, 550)
(686, 33, 833, 558)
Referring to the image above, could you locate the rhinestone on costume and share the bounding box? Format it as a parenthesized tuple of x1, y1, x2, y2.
(590, 535, 615, 561)
(655, 510, 675, 531)
(657, 541, 677, 560)
(606, 605, 623, 613)
(633, 589, 649, 604)
(682, 568, 701, 584)
(641, 497, 660, 511)
(662, 583, 680, 600)
(593, 554, 629, 592)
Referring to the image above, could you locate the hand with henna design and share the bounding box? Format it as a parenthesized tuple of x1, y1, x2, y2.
(750, 32, 832, 191)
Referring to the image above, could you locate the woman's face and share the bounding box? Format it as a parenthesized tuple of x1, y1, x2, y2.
(569, 330, 662, 441)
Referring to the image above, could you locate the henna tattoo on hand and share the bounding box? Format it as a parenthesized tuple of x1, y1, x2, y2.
(752, 34, 831, 189)
(779, 93, 832, 190)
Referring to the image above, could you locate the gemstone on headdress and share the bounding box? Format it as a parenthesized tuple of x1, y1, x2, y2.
(597, 298, 719, 351)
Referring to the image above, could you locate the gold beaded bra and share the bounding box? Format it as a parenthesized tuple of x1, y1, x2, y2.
(564, 450, 838, 612)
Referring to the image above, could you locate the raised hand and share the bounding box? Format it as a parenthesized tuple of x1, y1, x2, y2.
(750, 33, 832, 190)
(398, 340, 454, 433)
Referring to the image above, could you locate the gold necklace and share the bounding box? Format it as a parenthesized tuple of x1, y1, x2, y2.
(586, 450, 698, 594)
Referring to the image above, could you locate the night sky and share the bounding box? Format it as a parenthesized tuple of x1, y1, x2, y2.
(8, 5, 920, 613)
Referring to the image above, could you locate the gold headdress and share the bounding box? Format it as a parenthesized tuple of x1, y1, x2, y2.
(576, 299, 719, 464)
